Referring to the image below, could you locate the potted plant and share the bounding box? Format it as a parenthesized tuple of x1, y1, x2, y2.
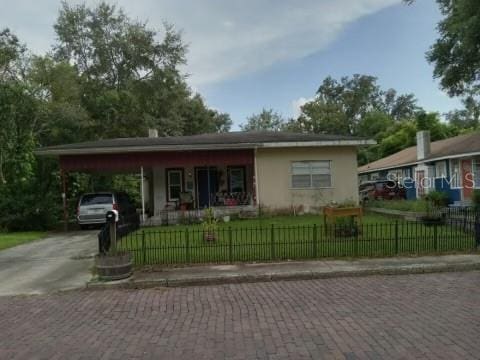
(202, 207, 218, 241)
(420, 191, 448, 226)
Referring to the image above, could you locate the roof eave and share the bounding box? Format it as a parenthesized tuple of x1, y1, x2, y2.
(36, 139, 376, 157)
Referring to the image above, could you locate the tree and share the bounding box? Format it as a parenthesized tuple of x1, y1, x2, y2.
(54, 2, 186, 88)
(292, 74, 420, 136)
(241, 108, 285, 131)
(51, 2, 231, 139)
(445, 96, 480, 129)
(426, 0, 480, 97)
(0, 28, 28, 81)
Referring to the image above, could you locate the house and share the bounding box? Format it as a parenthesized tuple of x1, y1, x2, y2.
(358, 131, 480, 204)
(37, 131, 373, 225)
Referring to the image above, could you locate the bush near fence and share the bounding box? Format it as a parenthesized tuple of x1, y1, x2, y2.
(118, 220, 478, 266)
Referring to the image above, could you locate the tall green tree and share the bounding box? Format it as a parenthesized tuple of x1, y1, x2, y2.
(418, 0, 480, 97)
(52, 1, 230, 139)
(292, 74, 420, 136)
(241, 108, 285, 131)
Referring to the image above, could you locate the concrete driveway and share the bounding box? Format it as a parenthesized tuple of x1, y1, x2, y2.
(0, 231, 97, 296)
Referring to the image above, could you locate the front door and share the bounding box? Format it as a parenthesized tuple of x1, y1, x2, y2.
(196, 167, 218, 208)
(461, 159, 474, 200)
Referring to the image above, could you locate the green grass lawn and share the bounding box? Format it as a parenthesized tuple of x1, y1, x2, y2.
(0, 232, 47, 251)
(118, 213, 476, 265)
(366, 199, 428, 212)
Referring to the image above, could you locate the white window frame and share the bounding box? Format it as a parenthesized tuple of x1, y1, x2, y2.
(167, 169, 183, 201)
(291, 161, 332, 189)
(473, 157, 480, 189)
(450, 159, 461, 189)
(435, 161, 447, 179)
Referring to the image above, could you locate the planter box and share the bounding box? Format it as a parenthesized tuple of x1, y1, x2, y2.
(95, 252, 133, 281)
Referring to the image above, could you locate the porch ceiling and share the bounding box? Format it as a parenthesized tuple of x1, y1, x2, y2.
(59, 149, 254, 172)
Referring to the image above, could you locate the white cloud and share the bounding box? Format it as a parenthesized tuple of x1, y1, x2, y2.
(0, 0, 398, 87)
(291, 97, 314, 118)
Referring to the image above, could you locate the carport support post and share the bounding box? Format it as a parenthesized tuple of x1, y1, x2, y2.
(61, 170, 68, 232)
(140, 166, 146, 224)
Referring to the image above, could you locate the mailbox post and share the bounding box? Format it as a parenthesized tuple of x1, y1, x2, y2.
(105, 210, 119, 253)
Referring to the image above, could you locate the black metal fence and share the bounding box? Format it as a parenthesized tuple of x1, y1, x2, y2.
(118, 221, 479, 266)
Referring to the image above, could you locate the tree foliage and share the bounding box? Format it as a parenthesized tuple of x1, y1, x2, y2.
(423, 0, 480, 97)
(241, 108, 285, 131)
(288, 75, 420, 138)
(0, 2, 232, 231)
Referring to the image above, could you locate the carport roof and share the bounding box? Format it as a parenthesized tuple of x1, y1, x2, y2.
(36, 131, 375, 156)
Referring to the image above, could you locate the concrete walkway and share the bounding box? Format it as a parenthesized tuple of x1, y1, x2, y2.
(0, 231, 97, 296)
(89, 253, 480, 289)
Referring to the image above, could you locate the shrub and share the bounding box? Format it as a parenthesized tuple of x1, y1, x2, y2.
(425, 191, 449, 208)
(472, 189, 480, 209)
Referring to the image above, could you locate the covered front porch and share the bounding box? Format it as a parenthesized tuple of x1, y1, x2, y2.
(59, 149, 257, 226)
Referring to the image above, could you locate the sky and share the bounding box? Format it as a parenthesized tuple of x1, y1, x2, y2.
(0, 0, 462, 129)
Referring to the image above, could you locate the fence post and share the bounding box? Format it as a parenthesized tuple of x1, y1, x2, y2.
(270, 224, 275, 260)
(312, 224, 318, 258)
(141, 230, 146, 265)
(354, 223, 359, 257)
(185, 228, 190, 263)
(394, 220, 399, 255)
(228, 226, 233, 263)
(475, 215, 480, 250)
(433, 223, 438, 252)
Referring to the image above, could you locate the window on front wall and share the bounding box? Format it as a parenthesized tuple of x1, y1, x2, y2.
(473, 157, 480, 188)
(435, 161, 447, 178)
(167, 169, 183, 201)
(228, 167, 245, 193)
(450, 159, 460, 188)
(291, 161, 332, 189)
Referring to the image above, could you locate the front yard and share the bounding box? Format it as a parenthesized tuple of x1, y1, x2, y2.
(0, 232, 47, 251)
(119, 213, 476, 265)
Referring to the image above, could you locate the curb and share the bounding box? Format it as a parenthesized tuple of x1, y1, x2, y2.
(86, 263, 480, 290)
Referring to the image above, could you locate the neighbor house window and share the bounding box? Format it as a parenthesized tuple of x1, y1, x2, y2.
(473, 157, 480, 188)
(435, 161, 447, 178)
(450, 159, 460, 188)
(228, 167, 245, 193)
(167, 169, 183, 201)
(291, 161, 331, 188)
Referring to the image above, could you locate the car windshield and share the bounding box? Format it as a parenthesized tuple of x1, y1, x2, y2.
(80, 194, 113, 206)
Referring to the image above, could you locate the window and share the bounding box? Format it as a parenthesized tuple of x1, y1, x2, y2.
(228, 167, 245, 193)
(435, 161, 447, 178)
(167, 169, 183, 201)
(291, 161, 331, 188)
(474, 157, 480, 188)
(450, 159, 460, 188)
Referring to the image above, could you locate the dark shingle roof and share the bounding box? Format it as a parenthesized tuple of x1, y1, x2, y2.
(358, 132, 480, 173)
(37, 131, 373, 155)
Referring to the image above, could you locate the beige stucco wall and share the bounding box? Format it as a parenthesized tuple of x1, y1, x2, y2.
(255, 146, 359, 212)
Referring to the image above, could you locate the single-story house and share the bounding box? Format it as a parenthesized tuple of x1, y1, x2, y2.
(37, 131, 374, 225)
(358, 131, 480, 204)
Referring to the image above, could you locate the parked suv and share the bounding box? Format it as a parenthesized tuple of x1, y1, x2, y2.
(77, 192, 140, 230)
(359, 180, 406, 202)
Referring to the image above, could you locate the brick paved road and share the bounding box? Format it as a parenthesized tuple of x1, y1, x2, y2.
(1, 272, 479, 360)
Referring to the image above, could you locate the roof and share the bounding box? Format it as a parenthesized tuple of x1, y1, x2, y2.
(36, 131, 375, 156)
(358, 131, 480, 174)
